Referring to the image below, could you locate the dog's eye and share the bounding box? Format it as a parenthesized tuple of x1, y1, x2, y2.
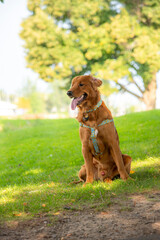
(79, 83, 84, 87)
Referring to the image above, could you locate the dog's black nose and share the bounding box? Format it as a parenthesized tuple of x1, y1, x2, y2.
(67, 91, 73, 97)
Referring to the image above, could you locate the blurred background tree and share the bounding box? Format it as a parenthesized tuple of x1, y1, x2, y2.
(18, 79, 46, 113)
(45, 80, 70, 113)
(20, 0, 160, 110)
(17, 79, 70, 114)
(0, 90, 8, 101)
(0, 89, 16, 103)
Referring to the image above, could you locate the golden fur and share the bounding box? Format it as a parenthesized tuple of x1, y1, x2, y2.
(67, 75, 132, 184)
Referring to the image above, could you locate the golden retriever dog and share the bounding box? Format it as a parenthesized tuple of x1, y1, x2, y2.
(67, 75, 132, 184)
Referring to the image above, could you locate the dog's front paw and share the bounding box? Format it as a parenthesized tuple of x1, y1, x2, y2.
(83, 178, 94, 187)
(83, 182, 93, 187)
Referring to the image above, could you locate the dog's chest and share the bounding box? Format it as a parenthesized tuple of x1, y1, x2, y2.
(89, 131, 105, 157)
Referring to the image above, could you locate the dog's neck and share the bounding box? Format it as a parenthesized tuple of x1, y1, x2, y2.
(76, 91, 101, 123)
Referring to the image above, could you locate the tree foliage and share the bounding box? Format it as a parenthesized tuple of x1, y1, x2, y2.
(20, 0, 160, 109)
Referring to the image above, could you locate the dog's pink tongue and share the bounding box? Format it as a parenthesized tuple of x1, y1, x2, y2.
(71, 98, 79, 110)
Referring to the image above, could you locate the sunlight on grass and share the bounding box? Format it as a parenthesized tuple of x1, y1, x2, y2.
(132, 157, 160, 168)
(0, 197, 15, 205)
(23, 168, 43, 176)
(0, 186, 22, 196)
(0, 111, 160, 220)
(0, 154, 159, 219)
(0, 182, 60, 201)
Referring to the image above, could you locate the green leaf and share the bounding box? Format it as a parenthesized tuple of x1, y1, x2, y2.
(20, 0, 160, 106)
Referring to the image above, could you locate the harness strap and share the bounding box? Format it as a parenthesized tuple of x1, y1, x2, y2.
(80, 119, 114, 155)
(98, 119, 113, 126)
(86, 99, 102, 113)
(91, 128, 101, 155)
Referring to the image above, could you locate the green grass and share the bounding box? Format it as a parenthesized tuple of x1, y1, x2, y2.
(0, 110, 160, 221)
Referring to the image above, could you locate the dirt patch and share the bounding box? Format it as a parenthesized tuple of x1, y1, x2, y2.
(0, 191, 160, 240)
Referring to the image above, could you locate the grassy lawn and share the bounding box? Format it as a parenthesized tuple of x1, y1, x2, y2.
(0, 110, 160, 221)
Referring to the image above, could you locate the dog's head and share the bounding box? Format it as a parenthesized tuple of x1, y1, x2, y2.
(67, 75, 102, 110)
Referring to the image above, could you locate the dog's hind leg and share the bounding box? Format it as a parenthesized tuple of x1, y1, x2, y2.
(78, 164, 86, 182)
(69, 165, 86, 184)
(78, 162, 99, 182)
(110, 154, 132, 180)
(122, 154, 132, 174)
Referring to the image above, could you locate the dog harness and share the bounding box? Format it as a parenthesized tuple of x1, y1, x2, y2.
(80, 99, 114, 155)
(85, 99, 102, 113)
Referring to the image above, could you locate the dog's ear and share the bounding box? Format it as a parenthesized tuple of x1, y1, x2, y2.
(91, 76, 102, 88)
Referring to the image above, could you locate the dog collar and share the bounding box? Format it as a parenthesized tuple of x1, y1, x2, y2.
(86, 98, 102, 113)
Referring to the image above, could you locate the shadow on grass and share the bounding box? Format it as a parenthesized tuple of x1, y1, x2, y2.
(0, 157, 160, 220)
(0, 111, 160, 220)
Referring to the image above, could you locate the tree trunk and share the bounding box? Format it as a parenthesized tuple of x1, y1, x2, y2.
(143, 74, 157, 110)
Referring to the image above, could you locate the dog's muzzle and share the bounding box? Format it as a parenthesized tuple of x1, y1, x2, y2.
(67, 91, 73, 97)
